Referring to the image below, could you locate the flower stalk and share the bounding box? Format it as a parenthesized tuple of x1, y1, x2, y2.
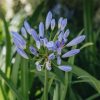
(44, 68, 48, 100)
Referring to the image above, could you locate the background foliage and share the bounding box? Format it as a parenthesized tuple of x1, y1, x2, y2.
(0, 0, 100, 100)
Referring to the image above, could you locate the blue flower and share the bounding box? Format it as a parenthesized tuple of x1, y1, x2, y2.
(39, 22, 44, 38)
(66, 35, 86, 47)
(58, 65, 72, 72)
(60, 18, 67, 31)
(51, 19, 55, 30)
(12, 11, 86, 72)
(57, 55, 61, 65)
(16, 48, 29, 59)
(29, 46, 38, 56)
(48, 53, 55, 60)
(11, 31, 26, 49)
(62, 49, 80, 58)
(24, 20, 31, 34)
(21, 27, 27, 38)
(45, 11, 52, 30)
(58, 17, 63, 29)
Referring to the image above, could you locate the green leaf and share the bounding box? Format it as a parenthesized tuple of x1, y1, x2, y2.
(0, 69, 23, 100)
(48, 76, 55, 92)
(72, 65, 100, 93)
(53, 83, 60, 100)
(21, 59, 29, 100)
(11, 55, 21, 86)
(86, 93, 100, 100)
(2, 14, 11, 72)
(80, 42, 93, 50)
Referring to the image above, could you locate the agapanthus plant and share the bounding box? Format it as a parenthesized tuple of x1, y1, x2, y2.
(11, 11, 85, 72)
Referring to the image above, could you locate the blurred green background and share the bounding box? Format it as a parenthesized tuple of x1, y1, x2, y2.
(0, 0, 100, 100)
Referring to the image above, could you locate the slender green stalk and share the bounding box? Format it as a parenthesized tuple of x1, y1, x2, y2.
(60, 73, 68, 100)
(53, 82, 60, 100)
(0, 11, 11, 73)
(44, 68, 48, 100)
(0, 80, 8, 100)
(21, 59, 29, 100)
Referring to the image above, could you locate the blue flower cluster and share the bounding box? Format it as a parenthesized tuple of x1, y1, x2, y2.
(11, 11, 85, 72)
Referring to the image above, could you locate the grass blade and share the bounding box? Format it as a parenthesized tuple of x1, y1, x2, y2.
(0, 69, 23, 100)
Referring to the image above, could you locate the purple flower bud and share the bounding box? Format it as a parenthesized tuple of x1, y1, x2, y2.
(42, 38, 48, 46)
(61, 39, 65, 47)
(46, 61, 52, 71)
(48, 53, 55, 60)
(58, 17, 63, 29)
(24, 20, 31, 34)
(58, 65, 72, 72)
(62, 49, 80, 58)
(13, 37, 26, 49)
(46, 41, 54, 48)
(45, 11, 52, 30)
(66, 35, 86, 47)
(11, 32, 26, 49)
(16, 48, 29, 59)
(57, 56, 61, 65)
(29, 46, 38, 56)
(58, 32, 64, 42)
(39, 22, 44, 38)
(51, 19, 55, 30)
(11, 32, 26, 43)
(64, 29, 70, 38)
(30, 29, 39, 42)
(55, 40, 60, 48)
(21, 27, 27, 38)
(35, 61, 42, 71)
(57, 47, 62, 55)
(61, 18, 67, 30)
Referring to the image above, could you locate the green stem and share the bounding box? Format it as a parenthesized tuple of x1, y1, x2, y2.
(44, 68, 48, 100)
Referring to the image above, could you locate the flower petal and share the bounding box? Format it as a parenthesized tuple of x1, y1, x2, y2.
(62, 49, 80, 58)
(16, 48, 29, 59)
(55, 40, 60, 48)
(21, 27, 27, 38)
(42, 38, 48, 46)
(66, 35, 86, 47)
(46, 41, 54, 48)
(57, 47, 62, 55)
(58, 65, 72, 72)
(51, 19, 55, 30)
(58, 17, 63, 29)
(39, 22, 44, 38)
(64, 29, 70, 38)
(48, 53, 55, 60)
(30, 29, 39, 41)
(61, 18, 67, 30)
(24, 20, 31, 34)
(13, 37, 26, 49)
(11, 31, 26, 44)
(58, 31, 64, 42)
(45, 11, 52, 30)
(11, 31, 26, 49)
(29, 46, 38, 56)
(57, 56, 61, 65)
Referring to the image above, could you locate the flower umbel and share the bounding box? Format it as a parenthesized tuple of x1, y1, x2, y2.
(11, 11, 86, 72)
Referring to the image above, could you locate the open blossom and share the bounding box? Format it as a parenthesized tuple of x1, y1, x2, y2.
(11, 11, 86, 72)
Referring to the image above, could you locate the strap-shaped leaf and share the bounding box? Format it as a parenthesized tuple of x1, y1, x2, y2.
(0, 69, 23, 100)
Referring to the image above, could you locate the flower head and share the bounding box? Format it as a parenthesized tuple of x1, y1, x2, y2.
(12, 11, 86, 72)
